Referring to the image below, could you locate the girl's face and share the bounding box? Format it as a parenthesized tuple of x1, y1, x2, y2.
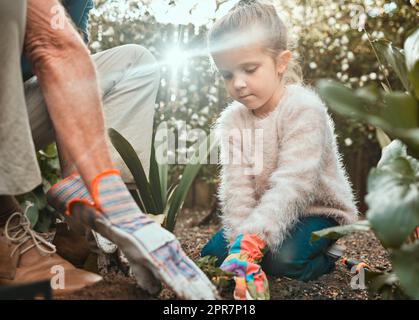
(213, 43, 291, 117)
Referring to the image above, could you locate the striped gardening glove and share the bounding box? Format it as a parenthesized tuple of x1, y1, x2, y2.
(47, 173, 160, 294)
(220, 233, 269, 300)
(47, 170, 218, 300)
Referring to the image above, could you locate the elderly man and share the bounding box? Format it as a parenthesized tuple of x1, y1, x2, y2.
(0, 0, 217, 299)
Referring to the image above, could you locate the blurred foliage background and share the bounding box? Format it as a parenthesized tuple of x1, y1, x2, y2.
(76, 0, 417, 212)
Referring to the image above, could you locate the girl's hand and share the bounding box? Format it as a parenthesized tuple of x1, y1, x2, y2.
(220, 233, 270, 300)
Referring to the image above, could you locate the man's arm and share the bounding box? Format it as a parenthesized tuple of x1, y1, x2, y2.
(25, 0, 112, 189)
(21, 0, 93, 81)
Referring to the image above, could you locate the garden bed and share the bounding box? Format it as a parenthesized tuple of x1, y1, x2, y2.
(60, 209, 389, 300)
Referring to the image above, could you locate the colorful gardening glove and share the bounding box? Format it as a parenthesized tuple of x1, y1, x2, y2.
(47, 170, 218, 300)
(220, 233, 269, 300)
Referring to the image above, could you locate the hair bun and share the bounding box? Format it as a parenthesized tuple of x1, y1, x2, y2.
(237, 0, 258, 6)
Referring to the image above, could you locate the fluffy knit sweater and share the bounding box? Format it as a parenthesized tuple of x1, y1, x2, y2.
(215, 83, 358, 250)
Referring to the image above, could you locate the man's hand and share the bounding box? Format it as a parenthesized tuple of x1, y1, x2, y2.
(48, 170, 218, 299)
(220, 233, 269, 300)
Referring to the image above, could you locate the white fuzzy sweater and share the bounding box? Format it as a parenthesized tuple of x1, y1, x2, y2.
(215, 84, 358, 250)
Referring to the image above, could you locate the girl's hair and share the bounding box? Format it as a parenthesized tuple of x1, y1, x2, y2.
(208, 0, 302, 85)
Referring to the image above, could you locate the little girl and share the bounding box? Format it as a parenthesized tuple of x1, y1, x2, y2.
(201, 0, 358, 300)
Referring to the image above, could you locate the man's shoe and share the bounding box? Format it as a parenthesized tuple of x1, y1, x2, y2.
(0, 211, 102, 297)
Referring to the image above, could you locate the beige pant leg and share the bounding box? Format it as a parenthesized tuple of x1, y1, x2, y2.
(26, 44, 160, 184)
(0, 1, 43, 195)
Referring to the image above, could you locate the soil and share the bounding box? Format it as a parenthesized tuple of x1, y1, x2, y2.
(60, 209, 390, 300)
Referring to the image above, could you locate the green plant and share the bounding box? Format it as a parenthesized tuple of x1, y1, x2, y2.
(16, 144, 61, 233)
(108, 127, 217, 232)
(314, 28, 419, 299)
(196, 255, 235, 291)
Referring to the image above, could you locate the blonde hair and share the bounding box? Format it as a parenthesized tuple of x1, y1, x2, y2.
(208, 0, 302, 85)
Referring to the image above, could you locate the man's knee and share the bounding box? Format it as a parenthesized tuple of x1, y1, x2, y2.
(121, 44, 160, 80)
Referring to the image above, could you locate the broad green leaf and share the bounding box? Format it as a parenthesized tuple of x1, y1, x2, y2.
(310, 220, 371, 242)
(355, 85, 379, 104)
(317, 80, 390, 130)
(108, 128, 158, 214)
(366, 140, 419, 248)
(158, 161, 168, 208)
(149, 135, 164, 213)
(317, 80, 419, 158)
(38, 144, 58, 159)
(33, 208, 55, 233)
(381, 92, 418, 129)
(376, 139, 407, 168)
(368, 272, 400, 297)
(317, 80, 369, 118)
(408, 61, 419, 100)
(24, 201, 39, 228)
(154, 122, 169, 207)
(404, 28, 419, 73)
(18, 188, 46, 211)
(376, 127, 392, 149)
(391, 241, 419, 299)
(393, 128, 419, 159)
(372, 39, 410, 92)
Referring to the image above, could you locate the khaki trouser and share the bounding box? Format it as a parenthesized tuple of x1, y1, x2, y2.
(0, 0, 42, 195)
(0, 7, 159, 195)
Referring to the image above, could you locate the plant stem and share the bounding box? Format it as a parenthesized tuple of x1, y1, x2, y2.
(363, 28, 392, 92)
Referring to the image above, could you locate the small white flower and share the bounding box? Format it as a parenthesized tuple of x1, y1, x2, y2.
(341, 35, 349, 45)
(200, 106, 209, 115)
(328, 17, 336, 26)
(90, 41, 101, 50)
(309, 62, 318, 69)
(103, 27, 114, 36)
(383, 2, 397, 14)
(345, 138, 353, 146)
(209, 87, 217, 94)
(361, 33, 369, 42)
(368, 8, 380, 18)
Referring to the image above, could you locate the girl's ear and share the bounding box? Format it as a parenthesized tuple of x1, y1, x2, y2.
(276, 50, 292, 74)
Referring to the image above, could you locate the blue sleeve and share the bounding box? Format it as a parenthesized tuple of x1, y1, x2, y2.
(64, 0, 94, 43)
(21, 0, 94, 81)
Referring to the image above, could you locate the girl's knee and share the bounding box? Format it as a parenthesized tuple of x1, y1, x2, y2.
(262, 243, 337, 281)
(297, 254, 337, 282)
